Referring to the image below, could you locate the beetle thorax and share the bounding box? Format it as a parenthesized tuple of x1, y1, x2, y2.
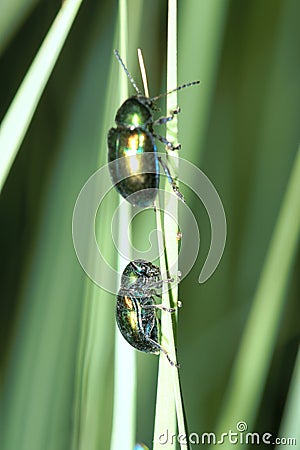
(115, 96, 153, 129)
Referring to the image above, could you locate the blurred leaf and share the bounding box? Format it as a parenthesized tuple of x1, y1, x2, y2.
(276, 346, 300, 449)
(0, 3, 116, 449)
(0, 0, 83, 193)
(0, 0, 38, 54)
(215, 147, 300, 447)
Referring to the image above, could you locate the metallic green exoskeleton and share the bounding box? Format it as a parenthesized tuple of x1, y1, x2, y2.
(108, 50, 200, 207)
(116, 259, 179, 366)
(108, 125, 159, 207)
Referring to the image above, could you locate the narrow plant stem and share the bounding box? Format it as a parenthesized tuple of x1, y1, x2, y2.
(165, 1, 188, 446)
(138, 46, 180, 446)
(214, 147, 300, 448)
(153, 1, 188, 449)
(137, 48, 150, 98)
(110, 1, 136, 449)
(153, 199, 177, 450)
(0, 0, 83, 192)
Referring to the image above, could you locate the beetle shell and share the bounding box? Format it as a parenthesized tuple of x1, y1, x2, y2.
(116, 290, 160, 354)
(116, 259, 162, 355)
(108, 127, 159, 207)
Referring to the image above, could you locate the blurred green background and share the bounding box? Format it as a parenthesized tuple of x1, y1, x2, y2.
(0, 0, 299, 449)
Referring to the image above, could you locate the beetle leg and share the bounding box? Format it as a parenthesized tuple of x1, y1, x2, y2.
(153, 107, 181, 126)
(149, 295, 183, 308)
(149, 278, 174, 291)
(153, 292, 162, 298)
(154, 277, 174, 285)
(158, 157, 185, 203)
(145, 336, 180, 368)
(152, 132, 181, 150)
(143, 304, 176, 313)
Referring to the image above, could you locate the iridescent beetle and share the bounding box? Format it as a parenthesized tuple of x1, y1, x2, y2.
(116, 259, 180, 366)
(108, 50, 200, 207)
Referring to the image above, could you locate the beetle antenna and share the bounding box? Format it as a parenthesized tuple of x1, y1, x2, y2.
(151, 80, 200, 101)
(114, 49, 142, 96)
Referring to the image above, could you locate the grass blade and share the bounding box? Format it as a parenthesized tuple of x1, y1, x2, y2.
(110, 1, 137, 449)
(0, 0, 83, 192)
(215, 147, 300, 445)
(153, 1, 187, 449)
